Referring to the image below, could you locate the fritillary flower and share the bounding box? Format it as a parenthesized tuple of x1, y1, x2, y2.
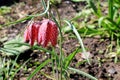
(24, 19, 58, 47)
(24, 21, 40, 46)
(37, 19, 58, 47)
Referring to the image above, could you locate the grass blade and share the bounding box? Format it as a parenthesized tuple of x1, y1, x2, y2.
(64, 48, 79, 69)
(64, 20, 90, 65)
(87, 0, 99, 17)
(98, 16, 107, 28)
(108, 0, 114, 20)
(11, 58, 30, 79)
(27, 59, 51, 80)
(68, 67, 98, 80)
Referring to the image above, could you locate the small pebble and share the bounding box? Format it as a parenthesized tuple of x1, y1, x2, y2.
(108, 68, 116, 74)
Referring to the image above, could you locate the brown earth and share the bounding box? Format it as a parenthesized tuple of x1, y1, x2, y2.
(0, 0, 120, 80)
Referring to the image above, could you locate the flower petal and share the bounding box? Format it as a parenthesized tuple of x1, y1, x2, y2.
(38, 21, 50, 47)
(33, 22, 41, 42)
(24, 28, 29, 43)
(49, 21, 58, 46)
(27, 22, 38, 46)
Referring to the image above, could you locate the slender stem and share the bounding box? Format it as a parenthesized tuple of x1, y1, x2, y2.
(55, 50, 59, 80)
(51, 47, 59, 80)
(59, 34, 63, 80)
(51, 6, 63, 39)
(29, 0, 50, 17)
(51, 9, 63, 80)
(51, 48, 55, 79)
(41, 0, 49, 17)
(57, 12, 63, 80)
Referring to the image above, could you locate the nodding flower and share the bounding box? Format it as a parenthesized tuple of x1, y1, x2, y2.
(37, 19, 58, 47)
(24, 21, 40, 46)
(24, 19, 58, 47)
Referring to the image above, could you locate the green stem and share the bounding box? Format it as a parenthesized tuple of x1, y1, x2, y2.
(59, 34, 63, 80)
(51, 47, 59, 80)
(51, 9, 63, 80)
(51, 48, 55, 79)
(41, 0, 49, 17)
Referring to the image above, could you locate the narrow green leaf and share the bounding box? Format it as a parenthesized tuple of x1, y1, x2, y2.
(68, 67, 98, 80)
(108, 0, 114, 20)
(5, 42, 52, 54)
(64, 48, 79, 69)
(97, 1, 102, 17)
(0, 48, 21, 56)
(87, 0, 100, 16)
(0, 37, 30, 56)
(71, 0, 86, 2)
(27, 59, 51, 80)
(98, 16, 107, 27)
(64, 20, 90, 65)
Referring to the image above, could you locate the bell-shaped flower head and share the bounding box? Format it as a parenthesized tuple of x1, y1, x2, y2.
(37, 19, 58, 47)
(24, 21, 40, 46)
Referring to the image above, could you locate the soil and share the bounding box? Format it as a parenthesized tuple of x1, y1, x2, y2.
(0, 0, 120, 80)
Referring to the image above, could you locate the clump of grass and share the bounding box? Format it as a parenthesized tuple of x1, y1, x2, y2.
(70, 0, 120, 62)
(0, 6, 11, 15)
